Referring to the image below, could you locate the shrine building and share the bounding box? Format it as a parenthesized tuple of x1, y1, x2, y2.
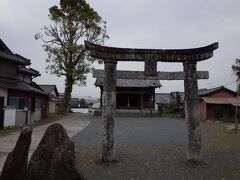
(95, 77, 161, 111)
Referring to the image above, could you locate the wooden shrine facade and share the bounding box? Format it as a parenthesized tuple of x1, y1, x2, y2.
(85, 41, 218, 163)
(95, 77, 161, 109)
(116, 87, 155, 109)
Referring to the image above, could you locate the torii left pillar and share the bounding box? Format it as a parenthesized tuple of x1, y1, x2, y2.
(102, 59, 117, 162)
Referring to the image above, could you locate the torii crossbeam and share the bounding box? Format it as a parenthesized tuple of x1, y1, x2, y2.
(85, 41, 218, 162)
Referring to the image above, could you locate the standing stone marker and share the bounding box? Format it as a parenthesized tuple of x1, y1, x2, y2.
(0, 127, 32, 180)
(26, 123, 85, 180)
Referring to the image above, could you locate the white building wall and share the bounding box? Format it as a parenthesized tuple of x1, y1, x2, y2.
(49, 101, 56, 113)
(4, 108, 16, 128)
(50, 90, 56, 97)
(155, 103, 158, 111)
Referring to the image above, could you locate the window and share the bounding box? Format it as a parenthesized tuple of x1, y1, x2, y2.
(8, 97, 18, 108)
(19, 98, 26, 109)
(31, 97, 35, 112)
(31, 97, 41, 112)
(8, 97, 27, 109)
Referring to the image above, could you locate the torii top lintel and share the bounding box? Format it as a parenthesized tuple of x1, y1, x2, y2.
(85, 41, 218, 62)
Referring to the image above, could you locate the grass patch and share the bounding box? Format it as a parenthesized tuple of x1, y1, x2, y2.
(226, 127, 240, 134)
(75, 147, 101, 168)
(203, 122, 240, 149)
(0, 127, 21, 137)
(31, 113, 66, 127)
(161, 112, 180, 118)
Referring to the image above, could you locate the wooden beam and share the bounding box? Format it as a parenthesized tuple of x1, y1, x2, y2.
(93, 69, 209, 80)
(85, 41, 218, 62)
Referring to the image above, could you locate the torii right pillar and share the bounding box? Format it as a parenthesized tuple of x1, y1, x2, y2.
(184, 61, 202, 162)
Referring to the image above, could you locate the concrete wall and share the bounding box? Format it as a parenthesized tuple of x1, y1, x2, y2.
(31, 110, 41, 122)
(0, 88, 7, 106)
(12, 110, 41, 127)
(49, 101, 56, 113)
(15, 111, 27, 127)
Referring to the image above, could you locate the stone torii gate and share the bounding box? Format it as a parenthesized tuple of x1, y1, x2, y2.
(85, 41, 218, 162)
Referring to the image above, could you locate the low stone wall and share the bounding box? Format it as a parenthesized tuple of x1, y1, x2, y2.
(15, 111, 27, 127)
(92, 108, 159, 117)
(31, 110, 41, 122)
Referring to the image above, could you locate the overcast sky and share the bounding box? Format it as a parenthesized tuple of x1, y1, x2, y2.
(0, 0, 239, 98)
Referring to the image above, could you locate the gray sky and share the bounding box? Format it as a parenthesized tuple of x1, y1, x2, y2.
(0, 0, 239, 98)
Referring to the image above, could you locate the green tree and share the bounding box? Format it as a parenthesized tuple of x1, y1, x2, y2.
(176, 91, 181, 107)
(232, 58, 240, 129)
(36, 0, 108, 113)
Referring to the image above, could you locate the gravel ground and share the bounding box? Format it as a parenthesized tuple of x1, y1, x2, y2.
(76, 145, 240, 180)
(73, 116, 240, 180)
(72, 116, 208, 147)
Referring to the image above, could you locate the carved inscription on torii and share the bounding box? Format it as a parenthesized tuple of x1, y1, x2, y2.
(85, 41, 218, 162)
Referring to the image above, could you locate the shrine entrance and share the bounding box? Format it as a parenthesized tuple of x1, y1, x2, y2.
(85, 41, 218, 162)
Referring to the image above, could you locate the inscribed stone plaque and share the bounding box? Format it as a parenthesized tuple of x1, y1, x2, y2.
(144, 59, 157, 76)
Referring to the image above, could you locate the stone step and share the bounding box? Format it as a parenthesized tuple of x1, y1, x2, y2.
(91, 108, 159, 117)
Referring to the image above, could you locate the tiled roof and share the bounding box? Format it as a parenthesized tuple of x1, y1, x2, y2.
(155, 86, 236, 105)
(202, 97, 240, 106)
(19, 67, 40, 76)
(198, 86, 236, 96)
(0, 76, 46, 95)
(0, 39, 31, 65)
(168, 86, 236, 99)
(0, 51, 31, 65)
(0, 39, 11, 52)
(95, 78, 161, 88)
(39, 85, 59, 96)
